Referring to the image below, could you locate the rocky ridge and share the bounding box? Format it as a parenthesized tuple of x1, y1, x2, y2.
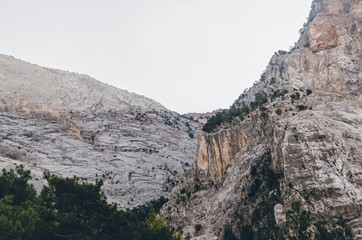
(161, 0, 362, 239)
(0, 54, 199, 208)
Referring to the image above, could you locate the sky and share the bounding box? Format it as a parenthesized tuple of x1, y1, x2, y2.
(0, 0, 312, 114)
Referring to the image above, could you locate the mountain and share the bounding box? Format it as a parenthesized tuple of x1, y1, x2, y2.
(183, 110, 223, 125)
(0, 54, 199, 208)
(161, 0, 362, 239)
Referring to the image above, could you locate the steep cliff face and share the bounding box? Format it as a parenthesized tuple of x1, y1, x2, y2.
(0, 54, 199, 208)
(161, 0, 362, 238)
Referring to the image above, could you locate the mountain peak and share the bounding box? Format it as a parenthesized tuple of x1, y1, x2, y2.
(0, 54, 166, 113)
(161, 0, 362, 238)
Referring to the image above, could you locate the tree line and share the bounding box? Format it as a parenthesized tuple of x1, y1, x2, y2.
(0, 165, 181, 240)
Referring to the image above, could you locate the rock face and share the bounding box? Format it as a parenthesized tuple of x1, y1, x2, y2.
(161, 0, 362, 239)
(0, 54, 198, 208)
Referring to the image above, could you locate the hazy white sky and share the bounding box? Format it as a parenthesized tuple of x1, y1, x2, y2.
(0, 0, 312, 114)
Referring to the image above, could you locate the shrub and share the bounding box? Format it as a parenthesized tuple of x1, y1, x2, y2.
(286, 201, 313, 240)
(251, 165, 257, 177)
(195, 224, 202, 232)
(262, 201, 354, 240)
(259, 106, 267, 111)
(297, 105, 307, 111)
(223, 226, 238, 240)
(315, 215, 353, 240)
(306, 89, 312, 95)
(278, 89, 289, 98)
(188, 132, 194, 138)
(194, 183, 201, 192)
(276, 109, 282, 115)
(240, 225, 254, 239)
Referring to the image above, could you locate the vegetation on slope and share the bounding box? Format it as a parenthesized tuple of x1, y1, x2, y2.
(202, 88, 312, 133)
(0, 165, 182, 240)
(202, 90, 284, 133)
(223, 201, 353, 240)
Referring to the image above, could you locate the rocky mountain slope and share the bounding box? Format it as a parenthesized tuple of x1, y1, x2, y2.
(0, 54, 198, 208)
(161, 0, 362, 239)
(183, 110, 222, 125)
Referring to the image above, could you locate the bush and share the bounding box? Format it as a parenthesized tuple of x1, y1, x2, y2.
(195, 224, 202, 232)
(223, 226, 238, 240)
(315, 215, 353, 240)
(188, 132, 194, 138)
(261, 201, 353, 240)
(240, 225, 254, 239)
(297, 105, 307, 111)
(286, 201, 313, 240)
(276, 109, 282, 115)
(194, 183, 201, 192)
(306, 89, 312, 95)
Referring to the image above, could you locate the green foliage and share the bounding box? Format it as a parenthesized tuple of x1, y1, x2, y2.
(286, 201, 313, 240)
(0, 165, 36, 204)
(131, 195, 168, 221)
(202, 105, 249, 133)
(250, 165, 257, 177)
(306, 89, 312, 95)
(276, 109, 282, 115)
(315, 216, 353, 240)
(250, 91, 268, 111)
(297, 105, 307, 111)
(240, 225, 254, 240)
(195, 224, 202, 232)
(0, 167, 180, 240)
(236, 201, 354, 240)
(291, 92, 301, 100)
(265, 214, 286, 240)
(277, 89, 289, 99)
(0, 195, 40, 240)
(271, 89, 288, 100)
(194, 183, 201, 192)
(188, 132, 194, 138)
(143, 208, 179, 240)
(184, 233, 191, 240)
(248, 179, 262, 198)
(223, 226, 238, 240)
(202, 87, 299, 133)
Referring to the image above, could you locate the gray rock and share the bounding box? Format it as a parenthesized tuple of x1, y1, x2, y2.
(161, 0, 362, 238)
(0, 55, 199, 208)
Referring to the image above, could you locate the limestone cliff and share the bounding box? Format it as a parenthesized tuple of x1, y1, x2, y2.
(0, 54, 199, 208)
(161, 0, 362, 239)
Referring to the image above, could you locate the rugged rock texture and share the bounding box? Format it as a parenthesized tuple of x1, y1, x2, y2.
(0, 54, 198, 208)
(183, 110, 222, 125)
(161, 0, 362, 239)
